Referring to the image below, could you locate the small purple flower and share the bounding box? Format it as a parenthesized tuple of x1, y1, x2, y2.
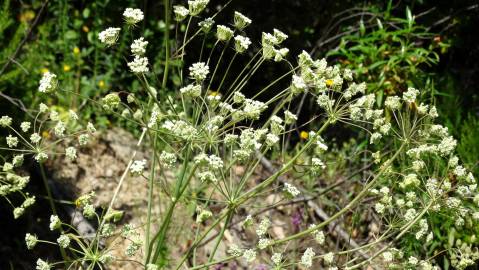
(256, 264, 268, 270)
(291, 208, 303, 231)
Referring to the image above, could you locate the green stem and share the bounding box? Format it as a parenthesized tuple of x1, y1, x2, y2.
(207, 40, 230, 92)
(180, 16, 193, 85)
(144, 132, 158, 262)
(208, 210, 234, 262)
(217, 53, 237, 93)
(162, 0, 170, 90)
(149, 161, 197, 264)
(189, 255, 237, 270)
(39, 164, 57, 216)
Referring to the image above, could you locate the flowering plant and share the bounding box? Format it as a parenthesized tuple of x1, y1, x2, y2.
(1, 1, 477, 270)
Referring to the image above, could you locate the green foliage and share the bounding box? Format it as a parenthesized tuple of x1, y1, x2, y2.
(328, 3, 449, 105)
(0, 0, 32, 103)
(0, 0, 175, 132)
(456, 114, 479, 176)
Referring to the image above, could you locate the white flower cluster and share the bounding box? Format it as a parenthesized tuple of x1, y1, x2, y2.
(233, 11, 252, 30)
(271, 253, 283, 265)
(65, 147, 77, 161)
(415, 219, 428, 240)
(196, 208, 212, 223)
(36, 259, 51, 270)
(198, 18, 214, 33)
(265, 133, 279, 147)
(284, 110, 297, 124)
(188, 0, 209, 16)
(159, 151, 177, 168)
(198, 171, 216, 183)
(311, 157, 326, 175)
(262, 29, 289, 61)
(227, 244, 243, 256)
(38, 72, 57, 93)
(234, 35, 252, 53)
(291, 75, 307, 94)
(98, 27, 120, 46)
(256, 217, 270, 236)
(300, 248, 315, 268)
(194, 153, 224, 170)
(350, 94, 392, 144)
(128, 56, 149, 73)
(309, 224, 325, 244)
(180, 84, 202, 98)
(216, 25, 234, 41)
(385, 96, 402, 110)
(123, 8, 144, 25)
(25, 233, 38, 250)
(173, 5, 189, 21)
(242, 99, 268, 120)
(189, 62, 210, 81)
(162, 119, 197, 141)
(49, 215, 61, 230)
(130, 159, 147, 176)
(270, 115, 284, 135)
(131, 37, 148, 56)
(257, 238, 272, 249)
(57, 234, 70, 248)
(323, 252, 334, 264)
(343, 82, 366, 100)
(219, 94, 270, 123)
(283, 182, 300, 197)
(0, 115, 12, 127)
(242, 249, 256, 262)
(231, 128, 266, 160)
(6, 135, 18, 148)
(403, 87, 420, 103)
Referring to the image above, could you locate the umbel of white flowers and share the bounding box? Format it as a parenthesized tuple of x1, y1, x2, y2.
(38, 72, 57, 93)
(98, 27, 121, 46)
(123, 8, 144, 25)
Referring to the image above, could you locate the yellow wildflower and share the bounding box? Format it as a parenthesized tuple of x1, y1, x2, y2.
(19, 10, 35, 22)
(42, 130, 50, 139)
(325, 79, 334, 87)
(73, 47, 80, 55)
(300, 131, 309, 140)
(98, 80, 106, 89)
(63, 65, 71, 72)
(208, 90, 219, 97)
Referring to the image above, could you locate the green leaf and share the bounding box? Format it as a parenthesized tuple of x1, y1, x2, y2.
(359, 19, 365, 36)
(65, 30, 78, 40)
(406, 7, 414, 28)
(376, 18, 383, 30)
(82, 8, 90, 18)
